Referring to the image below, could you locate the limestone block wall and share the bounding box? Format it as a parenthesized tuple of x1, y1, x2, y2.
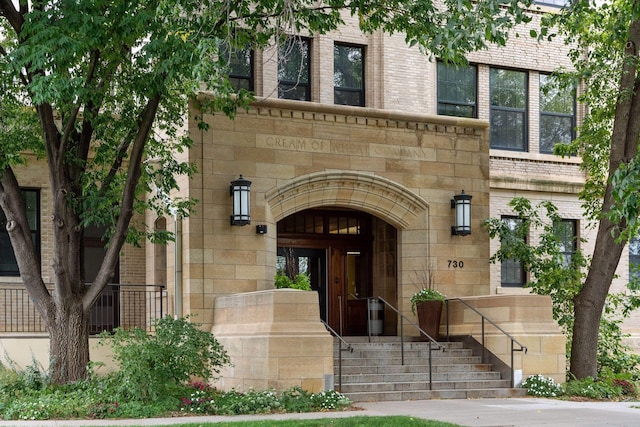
(211, 289, 333, 392)
(185, 96, 491, 330)
(445, 295, 566, 384)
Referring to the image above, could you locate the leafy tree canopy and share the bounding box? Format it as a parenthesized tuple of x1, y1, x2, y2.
(0, 0, 538, 383)
(0, 0, 535, 242)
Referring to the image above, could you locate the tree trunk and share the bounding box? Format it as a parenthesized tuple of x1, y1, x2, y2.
(48, 297, 91, 384)
(569, 18, 640, 380)
(570, 246, 624, 379)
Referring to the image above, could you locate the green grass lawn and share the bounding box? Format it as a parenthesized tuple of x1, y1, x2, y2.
(168, 416, 462, 427)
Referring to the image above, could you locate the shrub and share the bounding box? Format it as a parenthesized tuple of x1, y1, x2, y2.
(177, 385, 350, 416)
(0, 361, 351, 420)
(207, 389, 281, 415)
(563, 377, 623, 400)
(179, 383, 216, 414)
(4, 398, 53, 420)
(0, 359, 47, 397)
(274, 272, 312, 290)
(311, 389, 351, 410)
(521, 374, 563, 397)
(3, 389, 90, 420)
(86, 402, 119, 419)
(279, 386, 315, 412)
(99, 316, 230, 402)
(611, 378, 637, 396)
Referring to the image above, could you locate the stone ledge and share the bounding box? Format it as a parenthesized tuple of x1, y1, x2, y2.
(196, 94, 489, 132)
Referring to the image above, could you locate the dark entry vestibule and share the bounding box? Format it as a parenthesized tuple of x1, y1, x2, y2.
(277, 208, 397, 336)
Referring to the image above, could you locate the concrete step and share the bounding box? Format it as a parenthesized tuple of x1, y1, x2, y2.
(336, 363, 492, 375)
(342, 387, 527, 402)
(337, 355, 483, 366)
(338, 370, 502, 384)
(333, 337, 522, 401)
(336, 338, 465, 349)
(339, 378, 513, 393)
(336, 348, 474, 359)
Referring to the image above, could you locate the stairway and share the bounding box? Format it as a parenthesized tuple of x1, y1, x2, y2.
(334, 336, 526, 402)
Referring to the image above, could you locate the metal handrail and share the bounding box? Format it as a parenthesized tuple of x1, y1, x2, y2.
(320, 319, 352, 393)
(445, 298, 528, 387)
(377, 296, 445, 391)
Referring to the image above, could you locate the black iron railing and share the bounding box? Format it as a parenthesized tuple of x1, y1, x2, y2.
(320, 319, 352, 393)
(376, 296, 445, 391)
(445, 298, 528, 387)
(0, 283, 167, 334)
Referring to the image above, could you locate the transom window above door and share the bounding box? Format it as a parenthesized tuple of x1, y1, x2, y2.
(277, 209, 368, 236)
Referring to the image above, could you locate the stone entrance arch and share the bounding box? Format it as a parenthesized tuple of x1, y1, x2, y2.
(266, 170, 430, 318)
(266, 171, 429, 228)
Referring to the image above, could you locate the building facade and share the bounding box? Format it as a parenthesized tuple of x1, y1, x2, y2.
(3, 4, 638, 391)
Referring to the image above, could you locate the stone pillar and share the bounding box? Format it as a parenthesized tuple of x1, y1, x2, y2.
(211, 289, 334, 392)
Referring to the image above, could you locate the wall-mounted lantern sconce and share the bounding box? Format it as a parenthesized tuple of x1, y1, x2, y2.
(230, 175, 251, 226)
(451, 190, 472, 236)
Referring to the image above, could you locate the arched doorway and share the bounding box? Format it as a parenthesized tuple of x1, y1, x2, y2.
(277, 208, 397, 336)
(266, 171, 430, 335)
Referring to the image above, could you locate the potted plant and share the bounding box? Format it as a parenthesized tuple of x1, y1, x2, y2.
(410, 285, 446, 340)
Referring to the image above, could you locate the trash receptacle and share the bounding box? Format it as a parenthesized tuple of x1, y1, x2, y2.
(368, 298, 384, 335)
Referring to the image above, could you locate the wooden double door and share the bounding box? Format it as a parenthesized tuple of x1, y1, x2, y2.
(277, 209, 375, 336)
(276, 241, 372, 336)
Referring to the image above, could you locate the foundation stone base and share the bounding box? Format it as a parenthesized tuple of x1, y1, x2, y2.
(211, 289, 333, 393)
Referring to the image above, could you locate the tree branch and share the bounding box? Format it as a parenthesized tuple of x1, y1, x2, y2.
(0, 0, 24, 34)
(0, 164, 52, 316)
(83, 93, 162, 311)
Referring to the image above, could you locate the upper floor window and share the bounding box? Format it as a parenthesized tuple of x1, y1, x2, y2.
(334, 43, 364, 107)
(539, 74, 575, 154)
(554, 219, 577, 266)
(437, 62, 477, 118)
(278, 37, 311, 101)
(490, 68, 527, 151)
(0, 189, 40, 276)
(500, 216, 526, 287)
(221, 45, 254, 92)
(630, 236, 640, 282)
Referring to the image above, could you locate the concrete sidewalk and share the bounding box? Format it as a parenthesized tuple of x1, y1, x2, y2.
(0, 398, 638, 426)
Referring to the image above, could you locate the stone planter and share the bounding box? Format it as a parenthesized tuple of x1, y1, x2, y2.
(415, 300, 444, 340)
